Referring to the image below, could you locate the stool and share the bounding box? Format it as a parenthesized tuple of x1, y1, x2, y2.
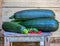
(4, 32, 51, 46)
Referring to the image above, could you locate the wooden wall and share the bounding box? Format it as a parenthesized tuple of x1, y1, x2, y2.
(0, 37, 4, 46)
(0, 0, 3, 30)
(2, 0, 60, 37)
(2, 0, 60, 7)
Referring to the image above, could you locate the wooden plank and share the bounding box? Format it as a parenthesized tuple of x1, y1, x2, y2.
(50, 43, 60, 46)
(50, 37, 60, 43)
(0, 37, 4, 46)
(4, 32, 51, 37)
(3, 0, 60, 7)
(11, 42, 39, 46)
(4, 37, 10, 46)
(7, 37, 41, 42)
(0, 0, 3, 30)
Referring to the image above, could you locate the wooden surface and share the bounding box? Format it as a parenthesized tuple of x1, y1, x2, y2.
(0, 0, 3, 30)
(50, 43, 60, 46)
(4, 32, 51, 37)
(0, 34, 4, 37)
(0, 37, 4, 46)
(3, 0, 60, 7)
(11, 42, 39, 46)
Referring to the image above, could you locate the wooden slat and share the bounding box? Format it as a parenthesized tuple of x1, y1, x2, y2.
(12, 42, 39, 46)
(3, 0, 60, 7)
(0, 0, 3, 30)
(0, 37, 4, 46)
(50, 44, 60, 46)
(4, 32, 51, 37)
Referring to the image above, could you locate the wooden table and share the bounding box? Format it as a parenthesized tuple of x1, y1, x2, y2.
(0, 33, 4, 46)
(4, 32, 51, 46)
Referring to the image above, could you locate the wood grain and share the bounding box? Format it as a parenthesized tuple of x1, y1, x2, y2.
(11, 42, 39, 46)
(3, 0, 60, 7)
(0, 0, 3, 29)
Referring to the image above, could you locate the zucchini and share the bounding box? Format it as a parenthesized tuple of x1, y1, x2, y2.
(9, 9, 55, 20)
(20, 18, 59, 32)
(2, 22, 28, 34)
(11, 19, 25, 22)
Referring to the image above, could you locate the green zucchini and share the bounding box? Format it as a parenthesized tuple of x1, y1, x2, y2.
(20, 18, 59, 32)
(2, 22, 28, 34)
(9, 9, 55, 20)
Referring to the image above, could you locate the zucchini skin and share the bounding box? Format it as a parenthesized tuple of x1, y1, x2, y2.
(20, 18, 59, 32)
(2, 22, 28, 33)
(10, 9, 55, 20)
